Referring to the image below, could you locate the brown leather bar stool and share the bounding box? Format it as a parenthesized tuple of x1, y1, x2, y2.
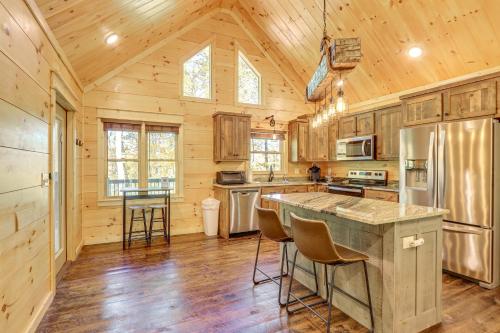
(128, 205, 149, 248)
(253, 206, 319, 306)
(286, 212, 374, 333)
(148, 204, 169, 244)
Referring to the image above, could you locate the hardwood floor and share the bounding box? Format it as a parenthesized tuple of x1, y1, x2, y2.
(37, 234, 500, 333)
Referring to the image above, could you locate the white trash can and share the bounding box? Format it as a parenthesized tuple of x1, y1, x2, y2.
(202, 197, 220, 236)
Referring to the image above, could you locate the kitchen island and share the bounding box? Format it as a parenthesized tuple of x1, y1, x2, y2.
(262, 192, 448, 333)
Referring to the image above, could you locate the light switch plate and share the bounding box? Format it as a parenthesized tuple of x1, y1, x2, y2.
(41, 172, 50, 187)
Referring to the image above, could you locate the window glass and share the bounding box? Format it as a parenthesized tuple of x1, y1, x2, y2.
(183, 45, 211, 99)
(148, 132, 177, 194)
(238, 52, 261, 105)
(106, 130, 140, 196)
(250, 137, 282, 172)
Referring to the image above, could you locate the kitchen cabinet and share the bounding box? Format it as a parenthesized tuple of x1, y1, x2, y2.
(316, 184, 329, 192)
(307, 117, 329, 161)
(339, 112, 375, 139)
(376, 105, 402, 160)
(213, 112, 251, 162)
(444, 79, 497, 121)
(285, 185, 309, 193)
(339, 115, 357, 138)
(328, 119, 339, 160)
(288, 119, 308, 162)
(356, 112, 375, 136)
(213, 187, 230, 239)
(261, 186, 284, 213)
(401, 92, 443, 126)
(364, 189, 398, 202)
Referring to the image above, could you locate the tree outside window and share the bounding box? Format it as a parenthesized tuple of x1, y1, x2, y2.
(183, 45, 211, 99)
(238, 51, 261, 105)
(250, 137, 282, 172)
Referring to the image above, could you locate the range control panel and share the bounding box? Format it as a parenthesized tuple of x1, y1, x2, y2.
(348, 170, 387, 181)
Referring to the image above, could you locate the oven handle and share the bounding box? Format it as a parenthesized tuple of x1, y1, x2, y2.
(328, 186, 363, 193)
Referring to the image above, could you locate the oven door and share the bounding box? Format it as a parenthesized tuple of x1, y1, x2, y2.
(328, 185, 363, 197)
(336, 135, 374, 161)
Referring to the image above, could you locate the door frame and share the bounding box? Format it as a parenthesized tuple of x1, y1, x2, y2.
(49, 72, 82, 292)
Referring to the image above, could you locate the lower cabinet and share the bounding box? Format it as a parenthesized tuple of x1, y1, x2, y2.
(364, 189, 399, 202)
(260, 186, 285, 213)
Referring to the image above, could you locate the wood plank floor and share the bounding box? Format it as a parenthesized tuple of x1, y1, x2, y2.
(37, 234, 500, 333)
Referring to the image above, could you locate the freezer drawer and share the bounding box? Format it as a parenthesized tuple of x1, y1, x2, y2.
(442, 221, 492, 283)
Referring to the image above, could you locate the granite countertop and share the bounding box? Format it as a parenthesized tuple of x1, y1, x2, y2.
(212, 181, 328, 189)
(262, 192, 448, 225)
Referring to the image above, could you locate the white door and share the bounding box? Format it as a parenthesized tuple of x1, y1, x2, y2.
(54, 103, 67, 274)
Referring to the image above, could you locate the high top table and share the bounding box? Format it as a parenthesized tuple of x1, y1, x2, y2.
(121, 187, 171, 249)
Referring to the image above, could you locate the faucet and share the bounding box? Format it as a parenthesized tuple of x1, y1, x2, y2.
(268, 165, 274, 182)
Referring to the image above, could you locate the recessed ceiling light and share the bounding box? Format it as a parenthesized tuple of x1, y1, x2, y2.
(408, 47, 423, 58)
(106, 33, 119, 45)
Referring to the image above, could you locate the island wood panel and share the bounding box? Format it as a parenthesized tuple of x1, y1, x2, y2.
(82, 13, 310, 244)
(0, 1, 83, 332)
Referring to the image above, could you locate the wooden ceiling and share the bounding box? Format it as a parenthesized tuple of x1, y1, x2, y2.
(36, 0, 500, 103)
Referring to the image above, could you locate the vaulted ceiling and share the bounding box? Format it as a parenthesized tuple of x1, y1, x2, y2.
(35, 0, 500, 104)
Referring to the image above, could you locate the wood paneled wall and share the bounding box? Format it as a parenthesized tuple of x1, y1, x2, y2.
(0, 0, 82, 332)
(82, 11, 311, 245)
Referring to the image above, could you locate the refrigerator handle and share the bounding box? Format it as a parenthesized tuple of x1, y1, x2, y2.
(428, 131, 436, 207)
(437, 128, 446, 208)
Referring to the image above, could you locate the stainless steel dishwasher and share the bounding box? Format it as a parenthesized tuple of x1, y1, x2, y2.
(229, 188, 260, 234)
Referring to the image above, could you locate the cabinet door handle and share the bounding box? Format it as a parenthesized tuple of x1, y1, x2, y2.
(436, 114, 441, 117)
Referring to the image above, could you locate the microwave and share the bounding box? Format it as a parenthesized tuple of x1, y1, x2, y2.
(336, 135, 375, 161)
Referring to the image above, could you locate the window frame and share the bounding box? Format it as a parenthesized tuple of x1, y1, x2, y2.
(249, 136, 286, 174)
(236, 49, 263, 107)
(180, 40, 215, 103)
(97, 110, 184, 206)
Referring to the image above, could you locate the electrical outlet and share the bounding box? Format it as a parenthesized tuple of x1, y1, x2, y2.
(328, 167, 332, 175)
(294, 168, 299, 174)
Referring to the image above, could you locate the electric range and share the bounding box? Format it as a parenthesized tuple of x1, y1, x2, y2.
(328, 170, 388, 197)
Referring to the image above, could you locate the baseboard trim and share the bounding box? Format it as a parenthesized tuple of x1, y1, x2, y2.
(26, 291, 54, 333)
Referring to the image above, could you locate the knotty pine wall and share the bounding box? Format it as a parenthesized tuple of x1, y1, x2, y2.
(0, 0, 83, 332)
(82, 11, 311, 245)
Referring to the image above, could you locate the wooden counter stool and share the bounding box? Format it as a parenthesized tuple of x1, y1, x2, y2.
(148, 204, 169, 244)
(286, 212, 374, 333)
(253, 206, 319, 306)
(128, 205, 149, 248)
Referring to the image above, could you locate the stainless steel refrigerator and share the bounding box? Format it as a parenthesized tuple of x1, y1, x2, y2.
(400, 118, 500, 287)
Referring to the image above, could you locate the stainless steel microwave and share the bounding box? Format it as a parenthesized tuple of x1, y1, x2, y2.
(336, 135, 375, 161)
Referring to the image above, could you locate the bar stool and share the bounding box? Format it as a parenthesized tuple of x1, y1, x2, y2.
(253, 206, 319, 306)
(286, 212, 374, 333)
(128, 205, 149, 248)
(148, 204, 169, 244)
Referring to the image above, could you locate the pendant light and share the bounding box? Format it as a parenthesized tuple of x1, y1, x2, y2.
(328, 80, 336, 117)
(335, 75, 348, 114)
(321, 88, 329, 122)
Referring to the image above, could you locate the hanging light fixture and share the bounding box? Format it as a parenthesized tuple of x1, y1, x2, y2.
(328, 80, 336, 117)
(335, 74, 348, 114)
(321, 88, 329, 122)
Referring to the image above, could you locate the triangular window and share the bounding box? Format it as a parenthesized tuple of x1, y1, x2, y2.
(183, 45, 211, 99)
(238, 51, 261, 105)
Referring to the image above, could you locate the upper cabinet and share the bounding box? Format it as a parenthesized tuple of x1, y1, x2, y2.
(213, 112, 251, 162)
(339, 112, 374, 139)
(288, 119, 308, 162)
(376, 105, 402, 160)
(402, 92, 443, 126)
(307, 116, 329, 161)
(444, 79, 496, 121)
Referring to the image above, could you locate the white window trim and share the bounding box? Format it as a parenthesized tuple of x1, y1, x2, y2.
(180, 38, 215, 103)
(96, 109, 184, 206)
(249, 136, 288, 175)
(235, 44, 264, 108)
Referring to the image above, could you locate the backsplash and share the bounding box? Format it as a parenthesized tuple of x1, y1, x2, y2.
(322, 160, 400, 181)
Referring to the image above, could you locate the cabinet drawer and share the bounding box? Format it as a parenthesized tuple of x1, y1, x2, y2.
(364, 189, 399, 202)
(285, 185, 309, 193)
(261, 186, 285, 195)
